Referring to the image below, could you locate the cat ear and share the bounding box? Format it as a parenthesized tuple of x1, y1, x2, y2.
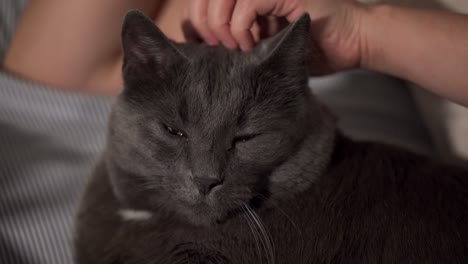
(121, 10, 186, 74)
(253, 13, 311, 71)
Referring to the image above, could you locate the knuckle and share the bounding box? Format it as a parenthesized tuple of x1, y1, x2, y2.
(208, 22, 227, 36)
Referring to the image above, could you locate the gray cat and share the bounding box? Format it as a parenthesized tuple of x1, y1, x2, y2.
(74, 11, 468, 264)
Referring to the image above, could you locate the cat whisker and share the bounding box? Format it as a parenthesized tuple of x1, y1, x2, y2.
(243, 203, 276, 264)
(254, 193, 307, 261)
(241, 203, 263, 264)
(254, 193, 302, 235)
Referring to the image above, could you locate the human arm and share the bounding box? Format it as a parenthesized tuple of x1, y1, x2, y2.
(2, 0, 186, 95)
(361, 5, 468, 106)
(184, 0, 468, 106)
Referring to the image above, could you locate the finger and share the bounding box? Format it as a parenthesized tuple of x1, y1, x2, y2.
(251, 18, 262, 43)
(188, 0, 219, 45)
(285, 7, 305, 23)
(230, 1, 256, 51)
(267, 0, 305, 23)
(207, 0, 237, 49)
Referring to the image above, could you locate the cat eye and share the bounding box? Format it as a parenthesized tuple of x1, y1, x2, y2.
(232, 134, 258, 145)
(165, 125, 185, 137)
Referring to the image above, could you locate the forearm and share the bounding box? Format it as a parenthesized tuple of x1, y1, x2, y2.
(361, 5, 468, 105)
(2, 0, 164, 94)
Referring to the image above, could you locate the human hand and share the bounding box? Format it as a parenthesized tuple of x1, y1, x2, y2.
(183, 0, 302, 51)
(183, 0, 368, 73)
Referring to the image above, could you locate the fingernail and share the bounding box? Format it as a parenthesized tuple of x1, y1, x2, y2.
(204, 36, 218, 46)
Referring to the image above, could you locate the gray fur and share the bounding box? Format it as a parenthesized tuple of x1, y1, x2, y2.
(74, 10, 468, 264)
(105, 10, 335, 227)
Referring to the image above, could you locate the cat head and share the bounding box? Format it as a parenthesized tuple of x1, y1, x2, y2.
(106, 10, 335, 226)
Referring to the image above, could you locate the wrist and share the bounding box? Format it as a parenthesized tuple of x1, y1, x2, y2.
(303, 0, 376, 72)
(359, 4, 394, 71)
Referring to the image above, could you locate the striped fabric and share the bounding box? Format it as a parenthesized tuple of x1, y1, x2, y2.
(1, 2, 112, 263)
(0, 1, 433, 264)
(0, 72, 112, 264)
(0, 0, 110, 264)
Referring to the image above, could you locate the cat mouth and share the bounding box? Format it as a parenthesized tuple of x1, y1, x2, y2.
(175, 199, 242, 227)
(178, 195, 268, 227)
(173, 187, 269, 227)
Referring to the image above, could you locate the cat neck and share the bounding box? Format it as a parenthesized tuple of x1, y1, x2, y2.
(268, 101, 338, 201)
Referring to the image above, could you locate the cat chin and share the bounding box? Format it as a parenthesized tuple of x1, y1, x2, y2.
(178, 208, 226, 227)
(173, 202, 238, 227)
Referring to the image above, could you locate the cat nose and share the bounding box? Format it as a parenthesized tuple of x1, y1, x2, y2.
(193, 177, 223, 195)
